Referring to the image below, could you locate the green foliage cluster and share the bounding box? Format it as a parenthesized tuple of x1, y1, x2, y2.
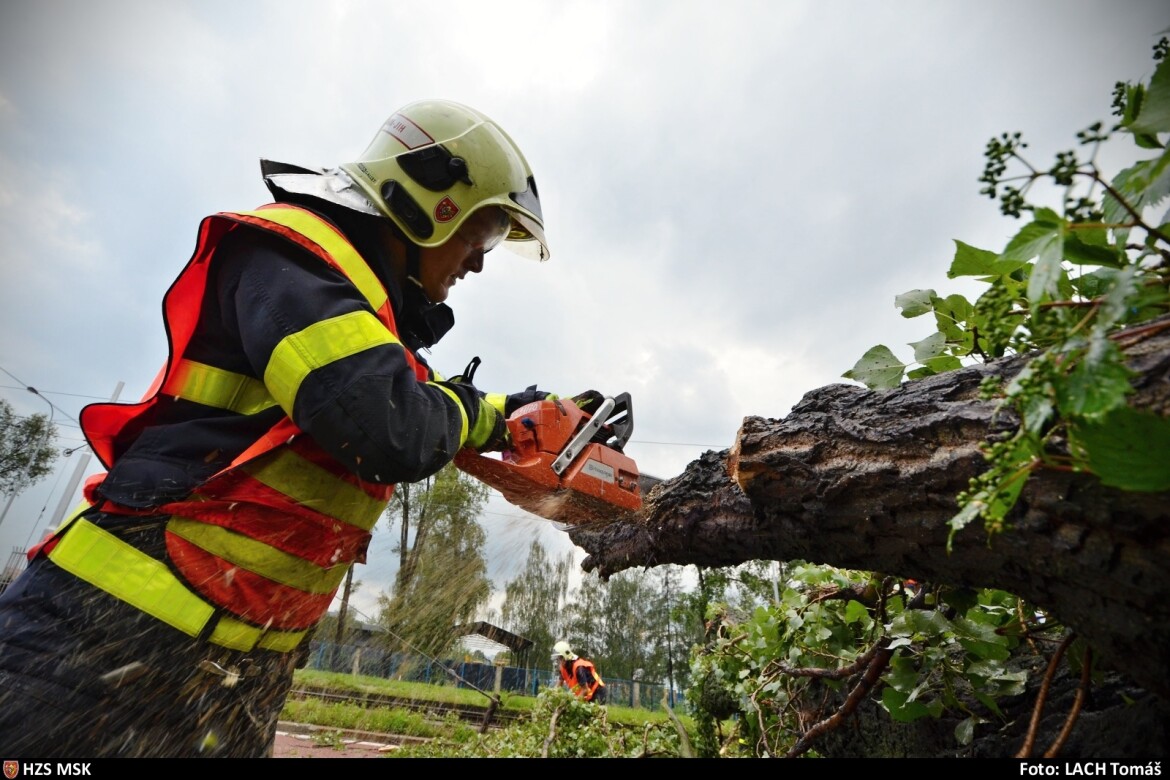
(388, 687, 690, 758)
(0, 399, 59, 497)
(687, 564, 1067, 757)
(843, 39, 1170, 540)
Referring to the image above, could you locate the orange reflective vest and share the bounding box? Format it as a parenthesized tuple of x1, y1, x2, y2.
(559, 657, 605, 701)
(69, 204, 428, 637)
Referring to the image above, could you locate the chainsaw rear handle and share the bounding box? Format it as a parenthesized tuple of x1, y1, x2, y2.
(599, 392, 634, 451)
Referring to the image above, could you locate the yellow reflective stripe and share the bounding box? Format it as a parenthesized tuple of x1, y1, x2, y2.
(167, 517, 350, 595)
(430, 382, 469, 446)
(242, 449, 385, 530)
(485, 393, 507, 416)
(467, 398, 499, 450)
(264, 311, 397, 412)
(47, 519, 307, 653)
(236, 208, 389, 314)
(49, 519, 214, 637)
(168, 359, 277, 415)
(209, 615, 307, 653)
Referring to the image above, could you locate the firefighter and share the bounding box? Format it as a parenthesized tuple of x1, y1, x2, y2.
(0, 99, 586, 757)
(552, 640, 607, 704)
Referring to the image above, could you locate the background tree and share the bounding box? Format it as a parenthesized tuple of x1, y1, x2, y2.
(498, 539, 573, 669)
(558, 565, 701, 690)
(377, 463, 492, 658)
(0, 399, 58, 499)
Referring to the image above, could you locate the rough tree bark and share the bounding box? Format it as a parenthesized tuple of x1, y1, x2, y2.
(571, 315, 1170, 701)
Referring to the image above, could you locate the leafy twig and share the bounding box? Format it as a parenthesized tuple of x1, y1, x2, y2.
(1016, 632, 1076, 758)
(542, 702, 566, 758)
(1044, 647, 1092, 758)
(785, 637, 894, 758)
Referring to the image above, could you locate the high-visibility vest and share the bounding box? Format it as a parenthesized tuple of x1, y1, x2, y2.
(61, 204, 433, 643)
(559, 658, 605, 701)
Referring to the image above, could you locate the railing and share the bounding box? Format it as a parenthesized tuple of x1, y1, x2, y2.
(304, 640, 683, 711)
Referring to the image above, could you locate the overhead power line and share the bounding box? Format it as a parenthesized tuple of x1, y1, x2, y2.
(0, 384, 109, 402)
(0, 366, 82, 425)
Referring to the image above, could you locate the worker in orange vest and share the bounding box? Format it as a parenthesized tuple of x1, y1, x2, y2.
(0, 100, 593, 758)
(552, 640, 607, 704)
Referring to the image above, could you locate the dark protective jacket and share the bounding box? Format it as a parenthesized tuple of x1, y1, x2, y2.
(559, 657, 606, 701)
(48, 196, 488, 650)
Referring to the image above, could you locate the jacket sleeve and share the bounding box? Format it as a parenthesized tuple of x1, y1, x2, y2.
(217, 228, 484, 483)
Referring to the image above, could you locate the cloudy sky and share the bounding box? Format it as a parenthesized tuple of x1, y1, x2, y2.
(1, 0, 1165, 619)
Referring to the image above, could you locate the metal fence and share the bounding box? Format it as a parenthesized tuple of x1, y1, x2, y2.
(304, 640, 683, 711)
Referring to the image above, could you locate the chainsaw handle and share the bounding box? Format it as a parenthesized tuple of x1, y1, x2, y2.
(601, 392, 634, 451)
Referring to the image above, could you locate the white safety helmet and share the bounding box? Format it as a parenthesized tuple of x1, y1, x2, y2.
(551, 640, 577, 662)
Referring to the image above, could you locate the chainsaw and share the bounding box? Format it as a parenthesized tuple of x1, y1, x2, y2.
(453, 392, 659, 526)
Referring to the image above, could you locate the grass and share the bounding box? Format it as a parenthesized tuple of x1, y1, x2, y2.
(282, 696, 471, 740)
(286, 668, 692, 734)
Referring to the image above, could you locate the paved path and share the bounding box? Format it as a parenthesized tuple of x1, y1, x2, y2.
(272, 724, 402, 758)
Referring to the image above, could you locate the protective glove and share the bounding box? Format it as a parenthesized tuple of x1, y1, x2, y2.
(501, 385, 560, 416)
(466, 397, 509, 452)
(449, 356, 510, 452)
(567, 389, 606, 416)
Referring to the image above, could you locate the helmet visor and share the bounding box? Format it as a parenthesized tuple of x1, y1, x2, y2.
(502, 210, 550, 261)
(457, 206, 511, 253)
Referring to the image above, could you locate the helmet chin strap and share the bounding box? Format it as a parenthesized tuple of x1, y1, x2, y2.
(402, 235, 436, 305)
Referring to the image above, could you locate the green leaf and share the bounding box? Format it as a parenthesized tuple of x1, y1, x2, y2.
(941, 588, 979, 615)
(947, 502, 984, 551)
(932, 294, 975, 343)
(1071, 407, 1170, 491)
(955, 716, 976, 746)
(843, 599, 869, 625)
(910, 331, 947, 362)
(895, 289, 936, 318)
(1128, 57, 1170, 136)
(1110, 151, 1170, 219)
(1071, 268, 1117, 299)
(884, 654, 921, 693)
(843, 345, 906, 390)
(889, 608, 954, 639)
(1023, 230, 1067, 304)
(958, 639, 1010, 661)
(953, 615, 1008, 645)
(1056, 335, 1133, 417)
(924, 355, 963, 374)
(881, 687, 933, 723)
(949, 241, 1024, 278)
(1063, 232, 1126, 268)
(1001, 211, 1063, 263)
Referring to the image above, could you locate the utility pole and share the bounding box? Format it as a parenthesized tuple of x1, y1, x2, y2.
(664, 567, 675, 708)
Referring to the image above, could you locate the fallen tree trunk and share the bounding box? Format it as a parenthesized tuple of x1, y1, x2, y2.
(572, 315, 1170, 699)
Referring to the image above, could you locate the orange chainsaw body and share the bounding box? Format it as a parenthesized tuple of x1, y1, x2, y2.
(454, 395, 643, 526)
